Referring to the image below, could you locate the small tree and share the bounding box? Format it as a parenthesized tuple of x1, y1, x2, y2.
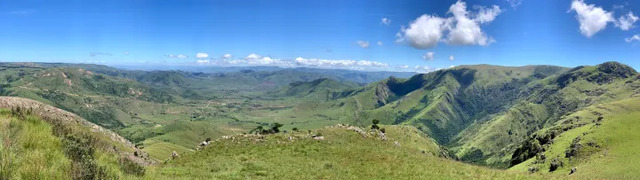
(371, 119, 380, 130)
(250, 126, 264, 134)
(292, 127, 299, 132)
(271, 123, 284, 133)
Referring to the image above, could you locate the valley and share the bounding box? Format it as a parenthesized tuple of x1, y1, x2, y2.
(1, 61, 640, 179)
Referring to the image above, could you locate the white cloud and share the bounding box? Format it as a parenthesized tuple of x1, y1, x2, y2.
(377, 41, 383, 46)
(167, 54, 188, 59)
(294, 57, 388, 69)
(196, 59, 210, 64)
(570, 0, 639, 37)
(381, 18, 391, 25)
(625, 35, 640, 42)
(124, 52, 129, 55)
(449, 55, 455, 61)
(569, 0, 614, 37)
(446, 1, 499, 46)
(196, 52, 209, 59)
(506, 0, 522, 9)
(246, 53, 261, 59)
(223, 54, 232, 59)
(397, 1, 501, 49)
(615, 12, 639, 30)
(422, 52, 435, 60)
(449, 65, 456, 68)
(356, 41, 370, 48)
(475, 5, 502, 23)
(397, 15, 447, 49)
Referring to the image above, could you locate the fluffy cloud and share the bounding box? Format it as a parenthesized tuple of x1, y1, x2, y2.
(449, 55, 455, 61)
(475, 5, 502, 23)
(246, 53, 261, 59)
(397, 15, 447, 49)
(569, 0, 614, 37)
(446, 1, 499, 46)
(569, 0, 638, 37)
(422, 52, 435, 60)
(167, 54, 188, 59)
(397, 1, 501, 49)
(377, 41, 383, 46)
(381, 18, 391, 25)
(625, 35, 640, 42)
(223, 54, 232, 59)
(196, 52, 209, 59)
(357, 41, 370, 48)
(615, 12, 639, 30)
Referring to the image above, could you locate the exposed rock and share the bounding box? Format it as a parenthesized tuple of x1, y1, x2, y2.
(171, 151, 179, 159)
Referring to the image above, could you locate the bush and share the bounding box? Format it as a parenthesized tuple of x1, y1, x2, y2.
(371, 119, 380, 130)
(549, 158, 563, 172)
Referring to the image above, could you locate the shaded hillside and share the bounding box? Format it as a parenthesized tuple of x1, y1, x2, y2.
(293, 62, 639, 167)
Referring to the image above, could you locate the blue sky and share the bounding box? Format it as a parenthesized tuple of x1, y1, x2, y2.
(0, 0, 639, 72)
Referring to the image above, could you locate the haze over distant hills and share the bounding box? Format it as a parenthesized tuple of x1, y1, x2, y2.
(0, 61, 639, 179)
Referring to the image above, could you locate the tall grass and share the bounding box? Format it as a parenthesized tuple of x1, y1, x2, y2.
(0, 109, 72, 179)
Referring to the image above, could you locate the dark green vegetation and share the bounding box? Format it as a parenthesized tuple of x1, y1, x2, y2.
(2, 61, 640, 179)
(295, 62, 640, 168)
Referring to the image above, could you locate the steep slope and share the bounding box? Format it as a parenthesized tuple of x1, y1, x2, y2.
(149, 125, 546, 179)
(509, 97, 640, 179)
(0, 96, 149, 179)
(297, 62, 638, 167)
(453, 62, 639, 166)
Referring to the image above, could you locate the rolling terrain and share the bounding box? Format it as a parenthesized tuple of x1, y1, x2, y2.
(1, 61, 640, 179)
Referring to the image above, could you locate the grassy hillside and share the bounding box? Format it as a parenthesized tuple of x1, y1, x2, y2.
(275, 62, 639, 167)
(148, 125, 547, 179)
(0, 97, 148, 179)
(510, 97, 640, 179)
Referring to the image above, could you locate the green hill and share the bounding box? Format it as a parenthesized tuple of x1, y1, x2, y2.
(0, 96, 148, 179)
(509, 97, 640, 178)
(148, 125, 545, 179)
(284, 62, 639, 167)
(269, 78, 362, 100)
(2, 61, 640, 179)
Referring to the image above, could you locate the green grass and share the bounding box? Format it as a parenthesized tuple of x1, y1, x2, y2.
(509, 97, 640, 179)
(0, 107, 145, 179)
(149, 125, 552, 179)
(0, 109, 72, 179)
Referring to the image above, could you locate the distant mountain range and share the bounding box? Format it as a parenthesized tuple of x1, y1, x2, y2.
(2, 61, 640, 178)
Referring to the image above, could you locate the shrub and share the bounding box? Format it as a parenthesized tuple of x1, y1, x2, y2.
(371, 119, 380, 130)
(549, 158, 563, 172)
